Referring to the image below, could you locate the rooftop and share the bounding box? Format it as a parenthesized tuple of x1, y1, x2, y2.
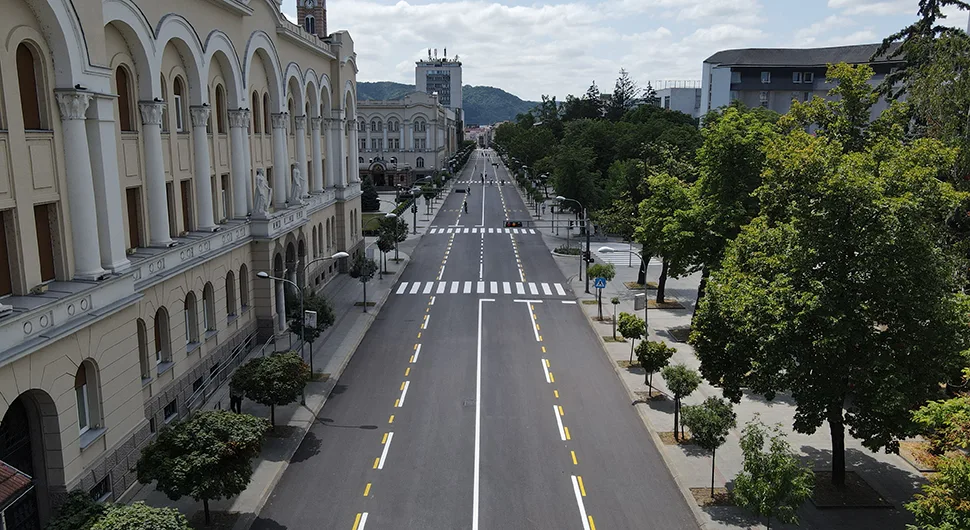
(705, 42, 903, 67)
(0, 460, 32, 511)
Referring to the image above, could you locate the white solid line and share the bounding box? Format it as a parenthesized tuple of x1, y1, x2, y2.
(516, 283, 525, 295)
(503, 282, 511, 294)
(397, 381, 410, 407)
(437, 282, 446, 294)
(488, 228, 494, 233)
(423, 315, 430, 329)
(358, 513, 369, 529)
(572, 476, 592, 530)
(430, 296, 436, 306)
(439, 265, 446, 277)
(479, 263, 483, 280)
(542, 283, 552, 296)
(476, 281, 485, 294)
(555, 284, 567, 296)
(409, 283, 421, 294)
(473, 299, 493, 530)
(526, 302, 541, 342)
(529, 283, 539, 295)
(519, 268, 525, 282)
(464, 281, 473, 293)
(554, 405, 567, 441)
(377, 432, 394, 469)
(451, 281, 460, 294)
(542, 359, 552, 383)
(447, 228, 453, 233)
(396, 282, 408, 295)
(490, 281, 498, 294)
(562, 300, 577, 305)
(413, 344, 421, 362)
(423, 283, 434, 294)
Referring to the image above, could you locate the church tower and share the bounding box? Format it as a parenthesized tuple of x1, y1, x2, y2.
(296, 0, 327, 38)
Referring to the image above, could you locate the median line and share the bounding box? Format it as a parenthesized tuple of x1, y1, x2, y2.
(377, 432, 394, 469)
(570, 476, 592, 530)
(554, 405, 567, 441)
(397, 381, 410, 407)
(352, 512, 368, 530)
(541, 359, 552, 383)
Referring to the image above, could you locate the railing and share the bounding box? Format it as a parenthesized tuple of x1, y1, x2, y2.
(648, 80, 703, 89)
(185, 329, 265, 412)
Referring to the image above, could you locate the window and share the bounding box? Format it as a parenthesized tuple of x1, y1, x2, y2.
(180, 180, 193, 232)
(288, 100, 295, 134)
(137, 319, 151, 381)
(663, 96, 670, 109)
(803, 91, 811, 102)
(149, 417, 156, 433)
(154, 308, 171, 365)
(192, 376, 204, 393)
(220, 174, 230, 220)
(804, 72, 814, 83)
(357, 120, 365, 133)
(416, 157, 425, 168)
(203, 282, 216, 332)
(90, 475, 111, 502)
(263, 93, 270, 136)
(163, 399, 177, 421)
(174, 78, 186, 132)
(252, 91, 261, 134)
(34, 203, 56, 282)
(75, 362, 99, 434)
(761, 71, 771, 84)
(0, 211, 12, 296)
(312, 226, 318, 258)
(239, 264, 250, 309)
(184, 292, 199, 344)
(730, 71, 741, 84)
(225, 272, 236, 317)
(759, 91, 769, 108)
(359, 139, 366, 151)
(216, 85, 227, 134)
(125, 187, 143, 249)
(17, 43, 45, 131)
(793, 72, 802, 83)
(304, 15, 315, 34)
(160, 77, 169, 132)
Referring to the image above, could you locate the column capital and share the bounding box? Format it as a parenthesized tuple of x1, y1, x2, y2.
(271, 112, 289, 130)
(190, 106, 210, 128)
(55, 91, 93, 121)
(294, 115, 307, 130)
(228, 109, 250, 129)
(138, 101, 166, 125)
(310, 117, 323, 130)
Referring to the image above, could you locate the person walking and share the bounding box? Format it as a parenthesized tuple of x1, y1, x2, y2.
(229, 380, 243, 413)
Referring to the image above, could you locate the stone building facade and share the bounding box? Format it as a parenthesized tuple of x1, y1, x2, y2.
(0, 0, 363, 527)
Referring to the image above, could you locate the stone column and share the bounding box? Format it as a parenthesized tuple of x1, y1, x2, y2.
(139, 101, 173, 247)
(55, 92, 107, 281)
(228, 109, 250, 218)
(327, 115, 344, 188)
(348, 116, 360, 183)
(408, 122, 415, 150)
(83, 93, 130, 272)
(364, 121, 371, 152)
(310, 117, 324, 193)
(190, 106, 217, 231)
(294, 115, 309, 191)
(399, 124, 405, 150)
(382, 126, 388, 152)
(275, 279, 286, 332)
(243, 115, 254, 214)
(271, 112, 289, 208)
(425, 123, 432, 152)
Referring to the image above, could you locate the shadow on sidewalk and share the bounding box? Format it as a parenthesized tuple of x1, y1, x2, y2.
(798, 445, 924, 504)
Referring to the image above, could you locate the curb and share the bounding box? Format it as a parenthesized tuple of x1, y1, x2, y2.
(233, 256, 411, 530)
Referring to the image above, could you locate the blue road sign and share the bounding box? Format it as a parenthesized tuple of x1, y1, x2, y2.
(594, 277, 607, 289)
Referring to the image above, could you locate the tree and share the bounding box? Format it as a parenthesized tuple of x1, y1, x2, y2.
(562, 81, 604, 121)
(691, 128, 970, 486)
(91, 503, 191, 530)
(905, 455, 970, 530)
(912, 386, 970, 455)
(349, 254, 379, 311)
(552, 146, 604, 214)
(231, 352, 310, 427)
(661, 364, 702, 440)
(136, 410, 270, 525)
(586, 263, 615, 319)
(606, 68, 641, 121)
(46, 490, 109, 530)
(361, 175, 380, 212)
(286, 290, 335, 345)
(617, 312, 645, 363)
(733, 418, 814, 530)
(636, 340, 675, 392)
(376, 233, 394, 276)
(681, 397, 737, 496)
(643, 81, 659, 107)
(637, 172, 693, 303)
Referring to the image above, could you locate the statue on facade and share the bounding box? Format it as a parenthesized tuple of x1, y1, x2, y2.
(289, 166, 307, 205)
(253, 169, 272, 218)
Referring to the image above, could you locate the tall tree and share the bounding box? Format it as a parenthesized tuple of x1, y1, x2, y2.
(232, 352, 311, 427)
(636, 340, 675, 392)
(360, 175, 380, 212)
(636, 172, 693, 303)
(606, 68, 641, 121)
(643, 81, 659, 107)
(551, 146, 604, 213)
(617, 312, 645, 363)
(662, 364, 702, 441)
(681, 397, 736, 496)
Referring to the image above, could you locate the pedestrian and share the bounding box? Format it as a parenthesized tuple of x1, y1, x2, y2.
(463, 200, 468, 213)
(229, 381, 243, 413)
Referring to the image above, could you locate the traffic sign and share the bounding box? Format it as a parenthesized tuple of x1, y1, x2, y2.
(594, 277, 607, 289)
(304, 310, 318, 329)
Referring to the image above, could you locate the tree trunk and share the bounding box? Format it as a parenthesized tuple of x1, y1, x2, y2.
(204, 498, 211, 525)
(711, 447, 716, 497)
(270, 405, 276, 427)
(629, 339, 635, 363)
(612, 306, 617, 339)
(656, 260, 669, 304)
(362, 281, 368, 313)
(673, 397, 680, 440)
(637, 258, 646, 286)
(829, 405, 847, 487)
(597, 289, 602, 320)
(692, 268, 710, 318)
(647, 372, 653, 392)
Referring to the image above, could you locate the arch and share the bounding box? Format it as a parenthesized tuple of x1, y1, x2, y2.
(252, 90, 262, 133)
(15, 41, 48, 131)
(283, 62, 305, 112)
(311, 226, 318, 258)
(262, 93, 271, 135)
(304, 15, 315, 35)
(19, 0, 89, 93)
(184, 291, 199, 344)
(215, 84, 227, 134)
(136, 318, 151, 380)
(115, 64, 136, 131)
(173, 76, 187, 132)
(102, 0, 159, 99)
(0, 389, 64, 524)
(225, 270, 237, 317)
(154, 307, 172, 364)
(160, 75, 169, 131)
(318, 73, 333, 117)
(202, 282, 216, 331)
(155, 14, 206, 105)
(203, 30, 244, 108)
(416, 157, 425, 168)
(243, 31, 284, 113)
(344, 79, 356, 119)
(74, 359, 102, 434)
(239, 264, 250, 309)
(303, 68, 320, 117)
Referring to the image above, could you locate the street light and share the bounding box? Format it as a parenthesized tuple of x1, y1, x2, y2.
(598, 246, 648, 334)
(557, 196, 591, 294)
(297, 252, 349, 374)
(256, 270, 306, 404)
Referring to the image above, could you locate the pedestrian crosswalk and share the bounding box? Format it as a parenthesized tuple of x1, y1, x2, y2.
(395, 280, 569, 297)
(591, 245, 663, 267)
(429, 228, 537, 235)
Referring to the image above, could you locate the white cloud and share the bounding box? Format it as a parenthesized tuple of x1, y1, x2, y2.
(793, 15, 853, 46)
(827, 0, 912, 16)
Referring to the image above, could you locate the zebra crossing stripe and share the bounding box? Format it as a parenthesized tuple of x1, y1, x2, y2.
(516, 283, 525, 295)
(476, 281, 485, 294)
(503, 282, 511, 294)
(464, 228, 470, 234)
(464, 281, 473, 293)
(530, 229, 536, 234)
(437, 282, 446, 294)
(451, 281, 459, 293)
(555, 284, 566, 296)
(490, 281, 498, 294)
(423, 283, 433, 294)
(447, 228, 453, 234)
(396, 282, 408, 294)
(542, 283, 552, 296)
(529, 283, 539, 295)
(409, 283, 421, 294)
(488, 228, 494, 233)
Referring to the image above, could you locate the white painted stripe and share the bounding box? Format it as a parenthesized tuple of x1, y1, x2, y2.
(529, 283, 539, 295)
(439, 265, 446, 277)
(488, 228, 494, 233)
(542, 283, 552, 296)
(430, 297, 435, 306)
(473, 299, 493, 530)
(562, 300, 577, 305)
(423, 315, 430, 329)
(513, 228, 519, 234)
(357, 513, 369, 530)
(572, 476, 592, 530)
(526, 301, 541, 342)
(472, 228, 478, 234)
(377, 432, 394, 469)
(423, 282, 434, 294)
(490, 281, 498, 294)
(409, 283, 421, 294)
(464, 281, 473, 293)
(397, 381, 410, 407)
(530, 229, 536, 234)
(519, 269, 525, 282)
(396, 282, 408, 295)
(503, 282, 511, 294)
(516, 283, 525, 295)
(554, 405, 567, 441)
(464, 228, 470, 234)
(476, 281, 485, 294)
(447, 228, 453, 233)
(541, 359, 552, 383)
(413, 344, 421, 362)
(555, 284, 567, 296)
(437, 282, 446, 294)
(451, 281, 460, 294)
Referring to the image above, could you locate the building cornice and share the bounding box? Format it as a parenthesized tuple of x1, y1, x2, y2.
(204, 0, 254, 16)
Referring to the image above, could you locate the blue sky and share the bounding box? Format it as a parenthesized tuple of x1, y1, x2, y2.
(282, 0, 970, 102)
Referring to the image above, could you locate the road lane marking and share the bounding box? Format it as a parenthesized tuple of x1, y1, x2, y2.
(564, 426, 571, 440)
(396, 283, 408, 294)
(554, 405, 567, 441)
(373, 458, 379, 469)
(521, 301, 541, 342)
(389, 415, 394, 423)
(542, 346, 546, 353)
(503, 282, 511, 294)
(409, 283, 421, 294)
(476, 281, 485, 293)
(437, 282, 446, 294)
(405, 367, 410, 376)
(464, 281, 473, 293)
(478, 263, 483, 279)
(554, 390, 559, 398)
(413, 344, 421, 362)
(541, 359, 552, 383)
(542, 283, 552, 296)
(364, 483, 371, 496)
(529, 283, 538, 295)
(577, 476, 587, 496)
(423, 283, 433, 294)
(571, 476, 591, 530)
(451, 281, 459, 293)
(422, 315, 430, 329)
(516, 283, 525, 295)
(377, 432, 393, 469)
(572, 451, 578, 465)
(438, 265, 446, 278)
(490, 281, 498, 294)
(555, 284, 567, 296)
(473, 299, 495, 530)
(562, 300, 577, 305)
(397, 381, 410, 407)
(589, 516, 597, 530)
(352, 512, 368, 530)
(431, 295, 436, 305)
(559, 405, 564, 416)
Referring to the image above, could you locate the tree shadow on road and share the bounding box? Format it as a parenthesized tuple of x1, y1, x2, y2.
(289, 429, 322, 464)
(249, 516, 289, 530)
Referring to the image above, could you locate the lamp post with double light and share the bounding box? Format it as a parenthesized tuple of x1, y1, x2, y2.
(557, 196, 591, 294)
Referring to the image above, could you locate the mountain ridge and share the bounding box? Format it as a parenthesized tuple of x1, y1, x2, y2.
(356, 81, 539, 126)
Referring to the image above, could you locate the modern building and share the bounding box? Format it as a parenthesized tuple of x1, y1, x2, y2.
(415, 51, 463, 120)
(0, 0, 362, 526)
(700, 43, 903, 118)
(357, 92, 459, 185)
(648, 81, 703, 120)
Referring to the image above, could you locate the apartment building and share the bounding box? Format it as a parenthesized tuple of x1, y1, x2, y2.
(0, 0, 362, 527)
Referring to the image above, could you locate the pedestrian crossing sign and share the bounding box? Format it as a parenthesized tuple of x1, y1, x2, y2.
(594, 277, 607, 289)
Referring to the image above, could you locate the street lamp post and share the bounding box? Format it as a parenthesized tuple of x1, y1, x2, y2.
(297, 252, 349, 374)
(557, 196, 591, 294)
(598, 246, 648, 334)
(256, 270, 305, 404)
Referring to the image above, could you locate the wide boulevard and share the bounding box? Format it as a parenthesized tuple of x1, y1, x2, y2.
(253, 149, 697, 530)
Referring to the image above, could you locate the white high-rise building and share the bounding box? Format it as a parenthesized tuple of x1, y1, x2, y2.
(416, 50, 463, 121)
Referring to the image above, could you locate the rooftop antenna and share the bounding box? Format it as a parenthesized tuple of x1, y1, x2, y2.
(444, 47, 447, 58)
(428, 48, 432, 60)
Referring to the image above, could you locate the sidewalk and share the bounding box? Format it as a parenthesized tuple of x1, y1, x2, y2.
(515, 182, 923, 529)
(132, 251, 412, 530)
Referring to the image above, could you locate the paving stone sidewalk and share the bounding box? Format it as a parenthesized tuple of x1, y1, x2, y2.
(522, 188, 925, 530)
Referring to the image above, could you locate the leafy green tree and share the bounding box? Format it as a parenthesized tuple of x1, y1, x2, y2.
(636, 340, 675, 391)
(617, 312, 645, 363)
(46, 490, 109, 530)
(605, 160, 646, 206)
(642, 81, 659, 107)
(361, 175, 380, 212)
(637, 172, 693, 303)
(562, 82, 604, 121)
(905, 455, 970, 530)
(286, 290, 335, 345)
(691, 127, 970, 485)
(912, 390, 970, 455)
(594, 195, 638, 249)
(136, 410, 270, 525)
(376, 233, 394, 276)
(552, 146, 604, 214)
(661, 364, 702, 440)
(349, 254, 379, 311)
(681, 397, 737, 496)
(231, 352, 310, 427)
(606, 68, 641, 121)
(586, 263, 615, 319)
(733, 418, 814, 530)
(90, 503, 190, 530)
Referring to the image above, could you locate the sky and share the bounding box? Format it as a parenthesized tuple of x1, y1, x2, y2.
(282, 0, 970, 102)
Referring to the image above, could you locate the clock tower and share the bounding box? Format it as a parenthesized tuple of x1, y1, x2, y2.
(296, 0, 327, 39)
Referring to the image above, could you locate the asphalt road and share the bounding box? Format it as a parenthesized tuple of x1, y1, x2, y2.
(253, 149, 697, 530)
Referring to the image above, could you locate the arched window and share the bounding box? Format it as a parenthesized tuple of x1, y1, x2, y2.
(184, 292, 199, 345)
(154, 308, 172, 365)
(304, 15, 315, 35)
(225, 272, 236, 317)
(312, 226, 318, 258)
(17, 43, 46, 131)
(203, 282, 216, 332)
(416, 157, 425, 168)
(358, 157, 363, 164)
(137, 318, 151, 381)
(75, 361, 100, 434)
(115, 66, 135, 132)
(160, 76, 169, 133)
(263, 93, 270, 136)
(390, 156, 397, 164)
(252, 91, 261, 134)
(325, 219, 331, 251)
(216, 85, 227, 134)
(174, 77, 186, 132)
(357, 119, 365, 133)
(318, 222, 323, 256)
(239, 264, 250, 309)
(287, 99, 295, 134)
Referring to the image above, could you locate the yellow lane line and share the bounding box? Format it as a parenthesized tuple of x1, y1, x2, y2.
(414, 344, 418, 350)
(389, 415, 394, 423)
(545, 359, 550, 368)
(554, 390, 559, 398)
(352, 513, 363, 530)
(372, 458, 380, 469)
(559, 406, 564, 416)
(565, 426, 571, 440)
(409, 355, 415, 363)
(572, 451, 578, 465)
(382, 432, 388, 444)
(363, 483, 371, 497)
(588, 516, 597, 530)
(549, 373, 555, 383)
(542, 346, 546, 353)
(577, 476, 587, 497)
(400, 382, 406, 391)
(394, 399, 400, 407)
(405, 367, 411, 376)
(417, 332, 422, 339)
